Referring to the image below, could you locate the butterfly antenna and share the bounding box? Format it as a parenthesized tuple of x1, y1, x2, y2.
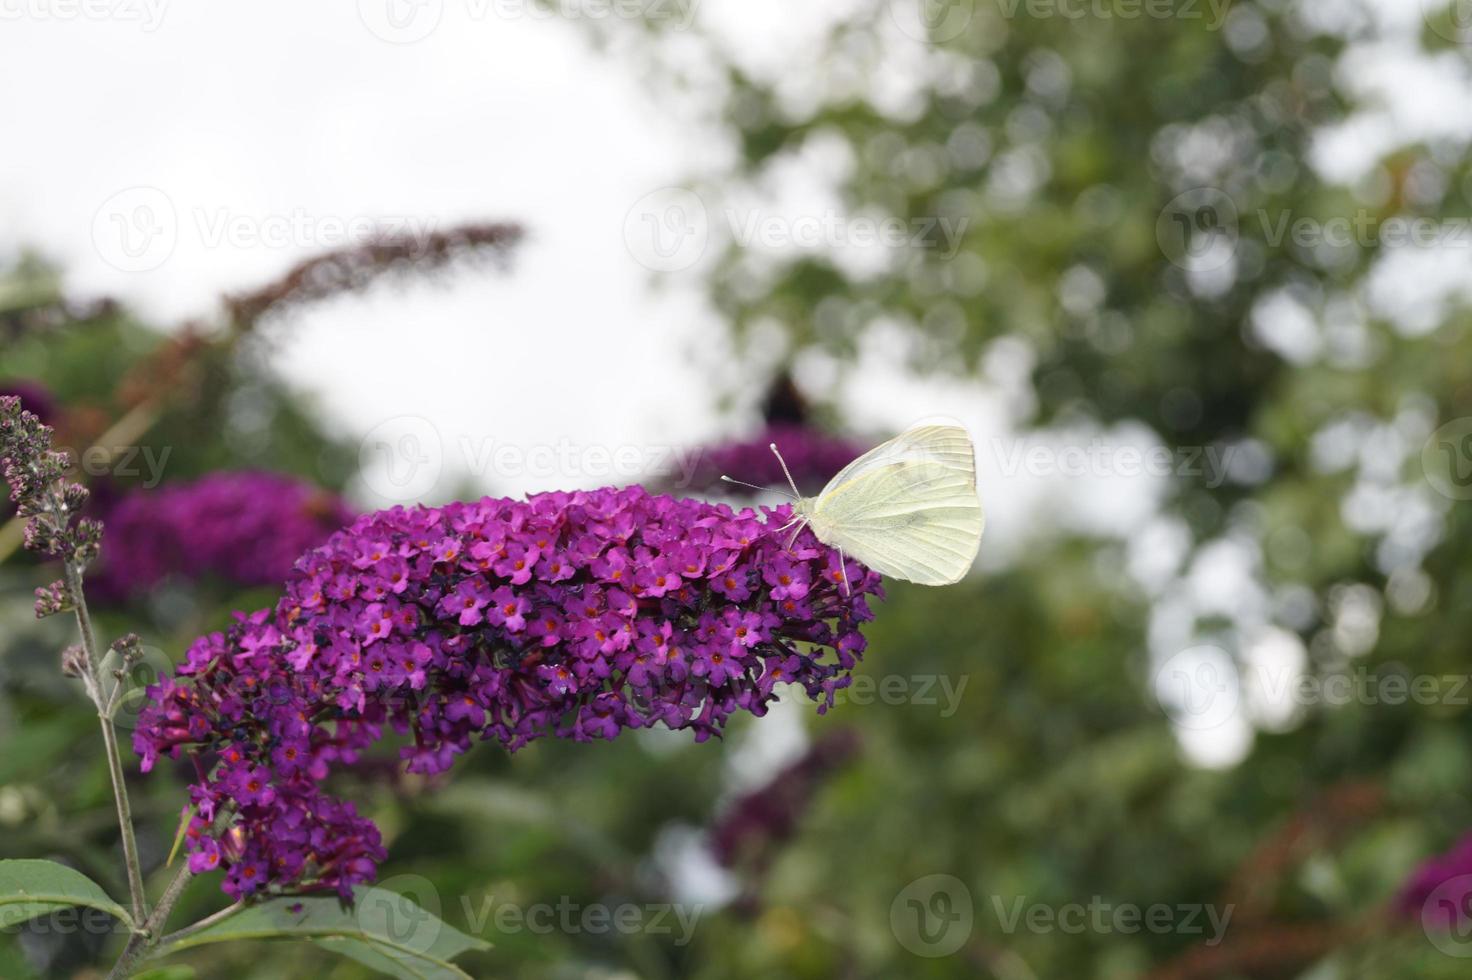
(769, 443, 802, 499)
(720, 474, 795, 499)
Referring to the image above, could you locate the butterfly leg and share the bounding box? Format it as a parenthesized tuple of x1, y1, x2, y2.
(785, 519, 807, 551)
(837, 547, 851, 597)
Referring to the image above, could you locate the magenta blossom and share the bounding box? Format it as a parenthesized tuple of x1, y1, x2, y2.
(678, 424, 869, 496)
(1397, 832, 1472, 927)
(91, 471, 354, 601)
(0, 381, 55, 424)
(135, 485, 882, 900)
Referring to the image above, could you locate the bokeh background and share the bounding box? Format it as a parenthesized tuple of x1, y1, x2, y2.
(5, 0, 1472, 976)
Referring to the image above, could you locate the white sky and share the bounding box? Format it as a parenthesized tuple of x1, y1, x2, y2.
(0, 3, 738, 500)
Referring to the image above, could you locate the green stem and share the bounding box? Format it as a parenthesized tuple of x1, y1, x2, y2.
(105, 865, 194, 980)
(66, 561, 148, 926)
(158, 900, 244, 947)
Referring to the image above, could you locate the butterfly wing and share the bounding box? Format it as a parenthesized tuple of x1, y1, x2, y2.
(811, 425, 983, 586)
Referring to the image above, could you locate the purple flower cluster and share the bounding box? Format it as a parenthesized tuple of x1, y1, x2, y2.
(1, 395, 99, 599)
(0, 384, 58, 527)
(681, 425, 868, 496)
(92, 471, 354, 601)
(135, 485, 881, 900)
(1397, 833, 1472, 926)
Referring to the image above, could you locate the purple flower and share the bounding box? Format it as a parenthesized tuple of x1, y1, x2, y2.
(676, 424, 870, 496)
(439, 577, 492, 626)
(90, 471, 354, 601)
(231, 765, 277, 806)
(187, 837, 222, 874)
(1397, 833, 1472, 927)
(134, 485, 883, 900)
(709, 728, 860, 872)
(0, 381, 55, 424)
(0, 395, 99, 593)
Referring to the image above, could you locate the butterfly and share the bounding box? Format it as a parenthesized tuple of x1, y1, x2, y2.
(724, 424, 984, 592)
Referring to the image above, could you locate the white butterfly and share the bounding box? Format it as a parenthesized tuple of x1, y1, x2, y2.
(724, 424, 984, 591)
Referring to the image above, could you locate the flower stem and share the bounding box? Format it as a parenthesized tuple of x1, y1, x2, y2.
(105, 865, 194, 980)
(157, 899, 243, 947)
(66, 561, 148, 926)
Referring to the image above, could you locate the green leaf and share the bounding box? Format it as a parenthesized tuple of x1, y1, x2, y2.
(166, 805, 196, 869)
(316, 936, 477, 980)
(157, 886, 489, 980)
(0, 859, 133, 930)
